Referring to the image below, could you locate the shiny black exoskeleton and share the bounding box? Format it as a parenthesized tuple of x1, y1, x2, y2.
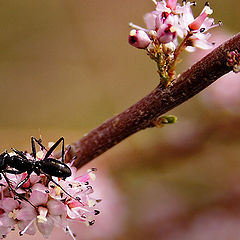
(10, 137, 71, 190)
(0, 137, 76, 207)
(0, 150, 38, 208)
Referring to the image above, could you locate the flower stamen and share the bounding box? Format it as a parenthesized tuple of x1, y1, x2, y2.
(19, 219, 35, 236)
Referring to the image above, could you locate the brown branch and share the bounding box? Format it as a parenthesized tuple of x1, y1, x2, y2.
(64, 33, 240, 169)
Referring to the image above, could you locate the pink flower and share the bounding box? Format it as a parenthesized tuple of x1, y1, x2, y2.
(129, 0, 181, 45)
(128, 30, 151, 49)
(185, 32, 214, 52)
(14, 172, 41, 194)
(48, 167, 100, 228)
(129, 0, 220, 50)
(179, 2, 221, 51)
(156, 14, 179, 44)
(157, 24, 177, 43)
(188, 5, 213, 31)
(155, 0, 181, 14)
(143, 12, 158, 31)
(17, 187, 49, 236)
(65, 169, 127, 240)
(16, 186, 70, 238)
(0, 198, 19, 238)
(13, 167, 99, 239)
(0, 143, 100, 240)
(166, 0, 177, 11)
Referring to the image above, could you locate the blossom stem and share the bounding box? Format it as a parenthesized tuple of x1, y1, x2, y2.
(174, 31, 193, 60)
(166, 31, 193, 85)
(64, 33, 240, 169)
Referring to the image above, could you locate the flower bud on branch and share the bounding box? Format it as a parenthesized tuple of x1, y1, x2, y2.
(65, 33, 240, 169)
(128, 0, 222, 86)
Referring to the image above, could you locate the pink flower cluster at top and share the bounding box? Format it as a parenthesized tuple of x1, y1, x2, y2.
(128, 0, 221, 51)
(0, 149, 99, 240)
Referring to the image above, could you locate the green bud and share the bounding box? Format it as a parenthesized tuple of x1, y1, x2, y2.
(161, 115, 177, 124)
(153, 115, 177, 127)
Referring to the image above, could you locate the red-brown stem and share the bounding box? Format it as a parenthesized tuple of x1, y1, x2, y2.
(174, 31, 193, 59)
(64, 33, 240, 169)
(166, 32, 193, 85)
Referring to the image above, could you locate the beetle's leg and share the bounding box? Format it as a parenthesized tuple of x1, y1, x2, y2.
(31, 137, 48, 160)
(32, 137, 47, 150)
(44, 137, 65, 162)
(4, 169, 25, 175)
(31, 137, 37, 160)
(1, 172, 36, 209)
(44, 173, 83, 205)
(11, 148, 28, 160)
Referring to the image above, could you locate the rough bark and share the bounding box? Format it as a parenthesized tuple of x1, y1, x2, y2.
(64, 33, 240, 169)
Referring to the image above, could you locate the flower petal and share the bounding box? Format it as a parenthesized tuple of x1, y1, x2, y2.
(29, 190, 48, 206)
(36, 216, 54, 238)
(47, 199, 66, 216)
(17, 206, 36, 221)
(18, 220, 36, 235)
(1, 198, 19, 212)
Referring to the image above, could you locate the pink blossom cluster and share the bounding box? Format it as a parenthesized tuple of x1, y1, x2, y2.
(0, 149, 99, 239)
(128, 0, 221, 51)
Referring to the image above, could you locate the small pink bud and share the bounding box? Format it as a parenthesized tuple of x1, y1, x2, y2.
(128, 29, 151, 49)
(188, 6, 213, 31)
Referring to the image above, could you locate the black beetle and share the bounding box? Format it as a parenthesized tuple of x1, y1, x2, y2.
(0, 137, 80, 206)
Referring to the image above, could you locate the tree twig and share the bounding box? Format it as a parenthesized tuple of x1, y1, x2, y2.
(64, 33, 240, 169)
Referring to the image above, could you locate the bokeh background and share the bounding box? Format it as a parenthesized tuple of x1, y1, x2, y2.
(1, 0, 240, 239)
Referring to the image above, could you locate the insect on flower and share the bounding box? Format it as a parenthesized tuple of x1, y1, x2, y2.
(0, 137, 84, 207)
(0, 151, 37, 208)
(14, 137, 86, 202)
(0, 137, 100, 239)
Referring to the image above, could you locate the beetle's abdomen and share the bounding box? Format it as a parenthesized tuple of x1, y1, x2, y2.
(40, 158, 71, 178)
(8, 156, 32, 172)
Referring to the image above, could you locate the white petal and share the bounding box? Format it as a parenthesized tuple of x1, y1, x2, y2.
(36, 216, 54, 238)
